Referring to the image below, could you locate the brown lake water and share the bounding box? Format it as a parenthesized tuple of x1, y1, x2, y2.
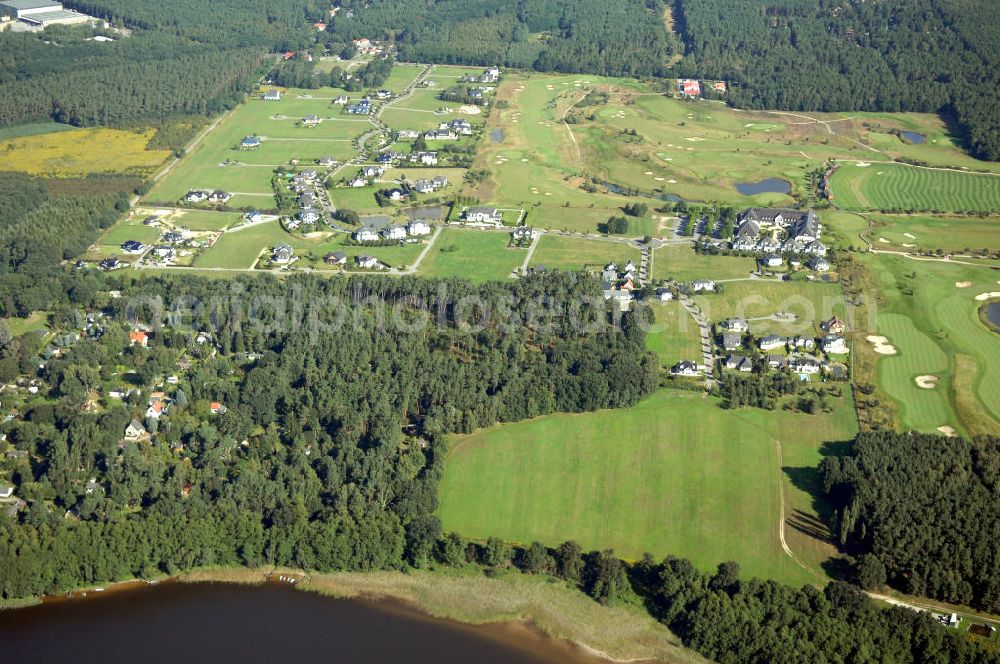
(0, 581, 606, 663)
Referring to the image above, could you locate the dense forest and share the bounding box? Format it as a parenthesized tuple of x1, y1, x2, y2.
(821, 431, 1000, 612)
(673, 0, 1000, 160)
(0, 272, 658, 598)
(0, 0, 325, 128)
(327, 0, 679, 78)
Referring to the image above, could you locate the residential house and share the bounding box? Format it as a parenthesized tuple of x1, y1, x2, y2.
(723, 355, 754, 373)
(758, 334, 787, 351)
(766, 354, 789, 370)
(185, 190, 208, 203)
(0, 484, 14, 499)
(396, 129, 419, 140)
(823, 316, 847, 335)
(262, 89, 281, 101)
(241, 135, 261, 149)
(790, 357, 822, 375)
(362, 166, 384, 178)
(151, 245, 175, 261)
(297, 208, 321, 224)
(679, 79, 701, 96)
(445, 119, 473, 135)
(333, 95, 349, 105)
(349, 177, 368, 188)
(210, 402, 227, 415)
(353, 227, 379, 243)
(425, 129, 457, 141)
(655, 288, 673, 302)
(123, 419, 146, 441)
(670, 360, 700, 377)
(129, 331, 149, 347)
(145, 401, 165, 419)
(143, 215, 162, 227)
(325, 251, 347, 266)
(722, 331, 742, 351)
(790, 336, 816, 350)
(465, 207, 502, 224)
(432, 175, 449, 189)
(511, 226, 535, 241)
(482, 67, 500, 83)
(763, 255, 783, 268)
(99, 257, 121, 270)
(723, 318, 749, 333)
(302, 114, 320, 127)
(413, 179, 435, 194)
(381, 225, 407, 241)
(208, 190, 232, 204)
(385, 189, 407, 201)
(121, 240, 145, 255)
(355, 254, 380, 270)
(810, 258, 831, 272)
(821, 335, 848, 354)
(690, 280, 716, 292)
(406, 220, 432, 236)
(414, 151, 438, 166)
(318, 156, 337, 167)
(271, 243, 294, 264)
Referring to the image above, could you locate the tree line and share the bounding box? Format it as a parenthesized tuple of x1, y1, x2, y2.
(820, 430, 1000, 613)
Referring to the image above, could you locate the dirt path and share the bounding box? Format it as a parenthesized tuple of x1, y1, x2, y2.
(519, 231, 542, 273)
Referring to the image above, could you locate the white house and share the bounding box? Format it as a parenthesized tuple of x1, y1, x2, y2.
(723, 318, 749, 333)
(758, 335, 787, 351)
(821, 335, 849, 354)
(381, 225, 407, 241)
(655, 288, 673, 302)
(271, 243, 294, 264)
(406, 220, 432, 236)
(763, 255, 783, 268)
(262, 89, 281, 101)
(353, 228, 379, 243)
(670, 360, 700, 377)
(464, 207, 501, 224)
(691, 280, 716, 292)
(349, 177, 368, 188)
(415, 151, 438, 166)
(355, 254, 380, 269)
(185, 190, 208, 203)
(297, 208, 321, 224)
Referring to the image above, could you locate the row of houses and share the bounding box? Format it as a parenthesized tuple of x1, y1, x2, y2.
(353, 219, 432, 243)
(184, 190, 232, 204)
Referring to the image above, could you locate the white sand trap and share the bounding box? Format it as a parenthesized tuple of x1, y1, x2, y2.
(644, 171, 653, 175)
(686, 147, 694, 151)
(745, 123, 754, 128)
(937, 426, 957, 437)
(685, 137, 705, 142)
(915, 375, 939, 389)
(667, 144, 675, 147)
(903, 232, 916, 239)
(663, 158, 673, 161)
(956, 281, 972, 288)
(975, 292, 1000, 301)
(856, 162, 871, 167)
(867, 335, 897, 355)
(903, 243, 915, 248)
(544, 192, 552, 196)
(521, 158, 528, 162)
(878, 237, 890, 243)
(654, 177, 665, 181)
(667, 179, 677, 183)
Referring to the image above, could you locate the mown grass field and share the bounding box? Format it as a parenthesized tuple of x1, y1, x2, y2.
(0, 127, 170, 177)
(869, 214, 1000, 253)
(863, 254, 1000, 436)
(653, 244, 757, 282)
(417, 229, 524, 282)
(524, 206, 664, 235)
(829, 163, 1000, 213)
(693, 280, 848, 337)
(645, 301, 703, 368)
(194, 221, 424, 270)
(528, 234, 639, 272)
(439, 389, 858, 585)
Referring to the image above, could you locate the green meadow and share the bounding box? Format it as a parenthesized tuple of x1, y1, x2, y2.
(439, 388, 858, 585)
(417, 228, 524, 282)
(868, 214, 1000, 253)
(528, 234, 640, 272)
(653, 244, 757, 282)
(644, 301, 703, 368)
(693, 280, 848, 337)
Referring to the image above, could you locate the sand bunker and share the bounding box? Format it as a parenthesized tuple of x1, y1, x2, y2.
(878, 237, 890, 243)
(867, 335, 897, 355)
(667, 179, 677, 183)
(937, 426, 957, 437)
(903, 232, 916, 239)
(856, 162, 871, 167)
(903, 243, 915, 248)
(915, 375, 939, 389)
(654, 177, 665, 181)
(644, 171, 653, 175)
(975, 292, 1000, 301)
(685, 137, 705, 142)
(956, 282, 972, 288)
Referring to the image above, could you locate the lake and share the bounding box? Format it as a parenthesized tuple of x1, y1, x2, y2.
(987, 302, 1000, 329)
(0, 582, 604, 664)
(734, 178, 791, 196)
(900, 131, 926, 144)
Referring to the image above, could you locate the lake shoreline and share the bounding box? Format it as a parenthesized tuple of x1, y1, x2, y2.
(1, 566, 696, 664)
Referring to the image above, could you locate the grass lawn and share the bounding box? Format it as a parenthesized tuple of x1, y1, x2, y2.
(0, 121, 74, 141)
(653, 244, 757, 282)
(0, 127, 169, 177)
(645, 301, 702, 367)
(98, 223, 163, 246)
(829, 163, 1000, 213)
(528, 234, 639, 272)
(862, 254, 1000, 435)
(868, 214, 1000, 253)
(693, 280, 848, 337)
(439, 388, 857, 585)
(171, 210, 241, 231)
(2, 312, 49, 336)
(525, 206, 663, 236)
(417, 228, 525, 282)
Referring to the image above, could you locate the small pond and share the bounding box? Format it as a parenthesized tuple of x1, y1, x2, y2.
(900, 131, 926, 144)
(987, 302, 1000, 329)
(490, 128, 504, 143)
(734, 178, 791, 196)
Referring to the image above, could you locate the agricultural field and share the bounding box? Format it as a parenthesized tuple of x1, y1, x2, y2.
(828, 163, 1000, 213)
(868, 214, 1000, 253)
(653, 244, 757, 283)
(644, 301, 703, 368)
(862, 254, 1000, 436)
(0, 127, 170, 177)
(528, 234, 640, 273)
(417, 229, 524, 282)
(439, 388, 858, 585)
(693, 280, 848, 338)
